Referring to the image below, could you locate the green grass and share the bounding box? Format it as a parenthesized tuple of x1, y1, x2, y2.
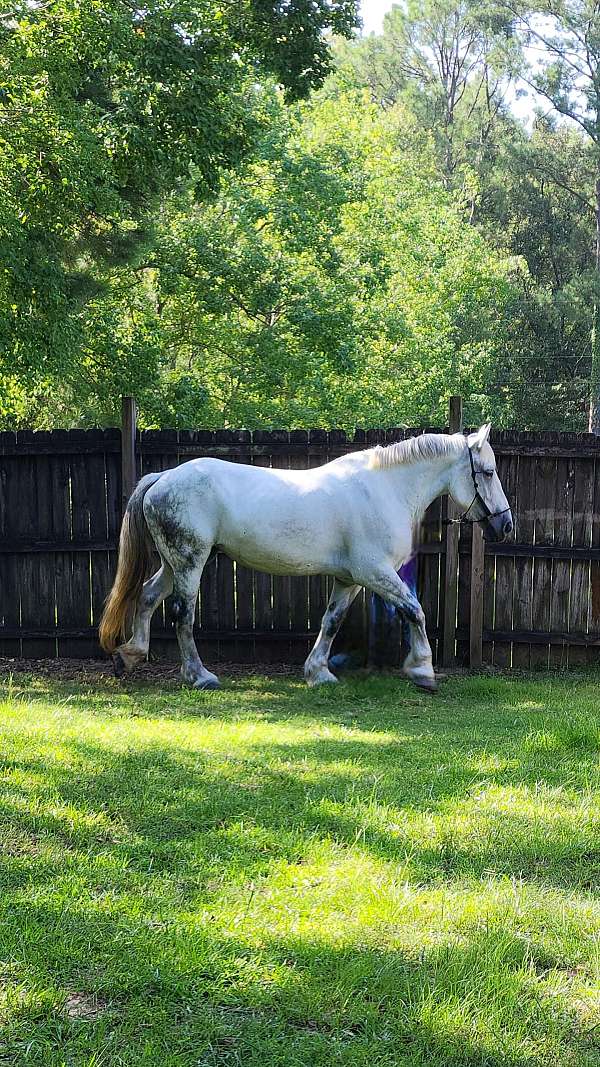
(1, 669, 600, 1066)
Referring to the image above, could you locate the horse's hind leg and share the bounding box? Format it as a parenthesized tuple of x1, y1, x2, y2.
(113, 563, 173, 676)
(304, 580, 361, 686)
(171, 562, 220, 690)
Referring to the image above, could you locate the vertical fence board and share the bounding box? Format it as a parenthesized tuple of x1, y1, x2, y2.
(569, 456, 594, 665)
(512, 453, 536, 669)
(0, 440, 20, 657)
(492, 449, 519, 667)
(589, 458, 600, 664)
(16, 443, 47, 658)
(23, 442, 56, 657)
(549, 457, 575, 667)
(469, 526, 485, 668)
(530, 455, 557, 668)
(91, 444, 112, 649)
(121, 397, 137, 515)
(482, 550, 495, 666)
(53, 440, 76, 659)
(66, 442, 97, 657)
(457, 520, 472, 667)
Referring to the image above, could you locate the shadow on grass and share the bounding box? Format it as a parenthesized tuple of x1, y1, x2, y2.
(2, 892, 595, 1067)
(1, 716, 599, 899)
(1, 674, 600, 1063)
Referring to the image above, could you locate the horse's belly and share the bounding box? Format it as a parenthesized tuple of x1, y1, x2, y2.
(227, 547, 326, 577)
(221, 530, 333, 577)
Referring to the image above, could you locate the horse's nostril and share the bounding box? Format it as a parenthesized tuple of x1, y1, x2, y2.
(503, 518, 513, 536)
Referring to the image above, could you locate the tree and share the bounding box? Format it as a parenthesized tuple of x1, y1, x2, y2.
(473, 115, 595, 428)
(0, 0, 358, 418)
(138, 92, 520, 429)
(330, 0, 519, 188)
(508, 0, 600, 430)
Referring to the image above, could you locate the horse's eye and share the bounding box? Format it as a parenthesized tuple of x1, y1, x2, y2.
(485, 470, 494, 478)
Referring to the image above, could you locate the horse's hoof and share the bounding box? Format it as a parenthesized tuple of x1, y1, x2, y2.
(306, 669, 338, 687)
(183, 671, 220, 690)
(195, 678, 220, 691)
(113, 652, 126, 679)
(411, 675, 438, 693)
(404, 666, 437, 693)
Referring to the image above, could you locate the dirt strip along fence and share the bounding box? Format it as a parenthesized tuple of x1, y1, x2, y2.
(1, 424, 600, 668)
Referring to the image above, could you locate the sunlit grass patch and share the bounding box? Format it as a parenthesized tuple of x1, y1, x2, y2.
(1, 669, 600, 1065)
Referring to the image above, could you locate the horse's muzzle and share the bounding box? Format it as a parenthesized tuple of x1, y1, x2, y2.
(483, 512, 513, 543)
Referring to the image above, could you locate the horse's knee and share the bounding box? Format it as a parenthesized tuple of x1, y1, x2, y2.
(140, 587, 158, 611)
(171, 596, 194, 626)
(324, 608, 344, 639)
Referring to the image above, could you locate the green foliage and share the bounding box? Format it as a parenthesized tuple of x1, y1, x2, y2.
(510, 0, 600, 429)
(133, 93, 520, 428)
(331, 0, 521, 187)
(3, 0, 600, 431)
(0, 0, 358, 423)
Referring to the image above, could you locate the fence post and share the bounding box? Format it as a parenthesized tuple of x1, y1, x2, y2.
(121, 396, 137, 516)
(442, 396, 462, 666)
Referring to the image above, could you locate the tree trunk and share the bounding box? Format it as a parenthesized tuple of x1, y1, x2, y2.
(589, 171, 600, 432)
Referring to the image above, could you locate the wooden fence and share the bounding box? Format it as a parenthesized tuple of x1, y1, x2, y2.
(1, 421, 600, 667)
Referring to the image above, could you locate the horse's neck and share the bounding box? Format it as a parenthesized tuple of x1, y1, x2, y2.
(380, 456, 453, 523)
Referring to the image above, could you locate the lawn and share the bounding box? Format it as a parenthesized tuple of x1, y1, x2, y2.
(1, 669, 600, 1067)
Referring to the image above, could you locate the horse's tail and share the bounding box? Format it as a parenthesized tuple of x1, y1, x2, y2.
(99, 472, 163, 653)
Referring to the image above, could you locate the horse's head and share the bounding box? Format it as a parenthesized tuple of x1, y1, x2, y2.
(449, 424, 513, 543)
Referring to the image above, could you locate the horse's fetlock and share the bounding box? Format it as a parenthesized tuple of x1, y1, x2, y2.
(403, 597, 425, 627)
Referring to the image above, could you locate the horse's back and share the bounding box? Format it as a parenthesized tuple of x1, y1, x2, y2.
(142, 452, 379, 576)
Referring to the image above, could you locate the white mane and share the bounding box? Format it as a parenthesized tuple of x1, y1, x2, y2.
(368, 433, 465, 470)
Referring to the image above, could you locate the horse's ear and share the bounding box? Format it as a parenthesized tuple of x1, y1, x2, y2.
(472, 423, 491, 452)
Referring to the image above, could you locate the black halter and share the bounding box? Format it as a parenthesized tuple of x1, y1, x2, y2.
(447, 445, 512, 527)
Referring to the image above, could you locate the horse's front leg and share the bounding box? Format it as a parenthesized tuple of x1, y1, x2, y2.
(304, 580, 361, 687)
(359, 566, 436, 692)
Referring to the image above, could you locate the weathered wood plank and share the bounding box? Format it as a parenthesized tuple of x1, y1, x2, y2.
(52, 452, 76, 659)
(0, 454, 21, 656)
(548, 457, 574, 668)
(18, 448, 55, 658)
(491, 452, 518, 667)
(530, 456, 556, 668)
(568, 457, 594, 665)
(511, 454, 536, 668)
(469, 526, 485, 667)
(589, 458, 600, 664)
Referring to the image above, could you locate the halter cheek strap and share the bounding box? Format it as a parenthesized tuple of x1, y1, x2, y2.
(448, 445, 512, 527)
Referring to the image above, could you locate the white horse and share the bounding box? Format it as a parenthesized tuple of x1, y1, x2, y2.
(99, 425, 512, 690)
